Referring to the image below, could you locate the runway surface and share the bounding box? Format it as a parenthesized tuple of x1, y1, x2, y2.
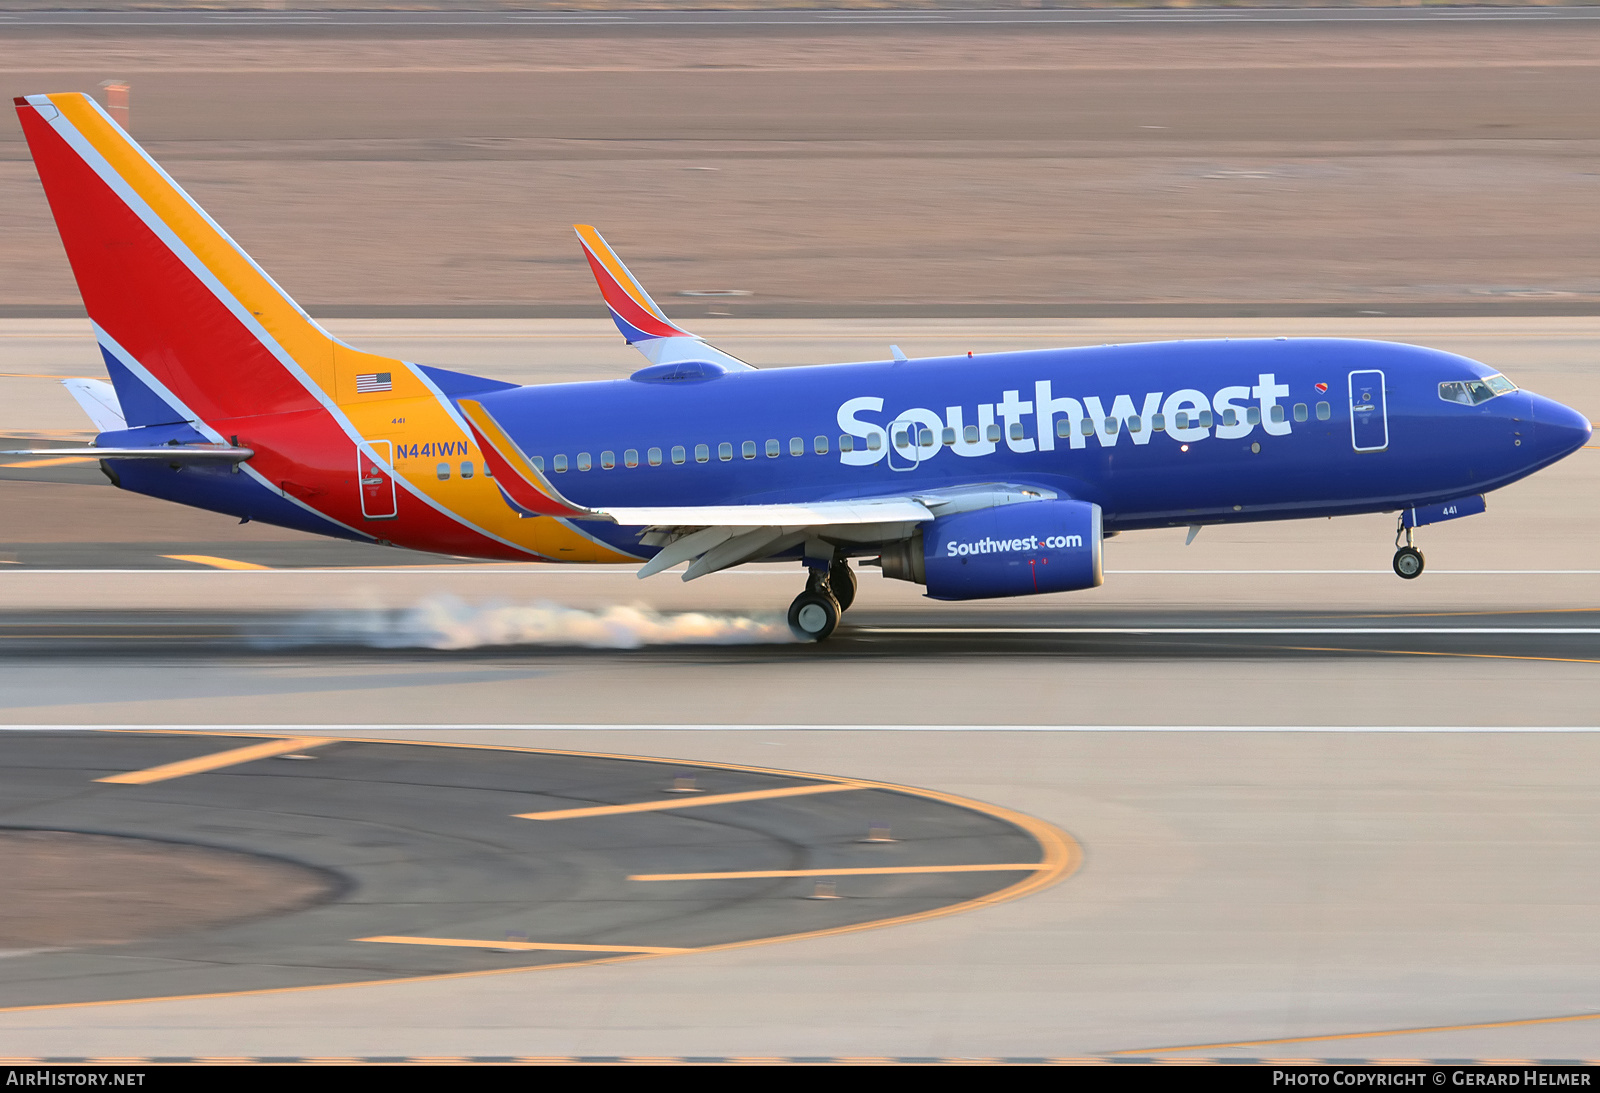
(5, 15, 1599, 315)
(0, 730, 1062, 1010)
(5, 7, 1600, 29)
(0, 317, 1598, 1058)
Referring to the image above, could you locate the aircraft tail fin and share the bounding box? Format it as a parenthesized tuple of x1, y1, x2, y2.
(13, 92, 408, 430)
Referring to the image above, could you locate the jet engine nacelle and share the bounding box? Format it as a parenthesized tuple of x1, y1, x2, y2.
(879, 499, 1103, 601)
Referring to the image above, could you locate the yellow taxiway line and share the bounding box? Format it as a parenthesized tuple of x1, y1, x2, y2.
(0, 456, 97, 468)
(0, 728, 1076, 1016)
(358, 936, 691, 955)
(96, 736, 336, 785)
(630, 863, 1050, 882)
(1114, 1009, 1600, 1056)
(161, 554, 272, 571)
(516, 781, 862, 821)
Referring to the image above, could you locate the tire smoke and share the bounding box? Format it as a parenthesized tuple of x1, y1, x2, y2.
(264, 594, 794, 650)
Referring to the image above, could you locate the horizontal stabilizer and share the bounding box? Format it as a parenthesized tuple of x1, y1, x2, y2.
(1, 444, 253, 462)
(62, 377, 125, 432)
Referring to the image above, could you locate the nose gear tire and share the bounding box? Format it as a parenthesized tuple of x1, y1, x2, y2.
(1393, 546, 1425, 579)
(787, 590, 841, 642)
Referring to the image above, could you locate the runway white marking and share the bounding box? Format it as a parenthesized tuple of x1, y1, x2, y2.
(4, 724, 1599, 734)
(858, 627, 1600, 635)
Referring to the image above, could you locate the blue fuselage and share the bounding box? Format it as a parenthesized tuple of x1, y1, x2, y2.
(469, 337, 1588, 551)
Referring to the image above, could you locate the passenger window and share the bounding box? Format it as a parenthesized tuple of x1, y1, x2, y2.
(624, 449, 639, 468)
(839, 435, 855, 453)
(766, 439, 780, 458)
(436, 463, 450, 481)
(553, 454, 568, 473)
(1175, 412, 1189, 429)
(986, 423, 1002, 443)
(695, 444, 709, 463)
(940, 427, 955, 446)
(1315, 401, 1331, 421)
(647, 447, 662, 467)
(893, 426, 909, 447)
(919, 428, 934, 446)
(672, 445, 686, 465)
(1008, 422, 1024, 441)
(1221, 409, 1238, 427)
(1293, 403, 1308, 423)
(1128, 416, 1142, 433)
(814, 435, 829, 455)
(1199, 411, 1214, 428)
(600, 450, 615, 470)
(790, 437, 804, 456)
(1270, 405, 1286, 424)
(867, 434, 882, 451)
(485, 464, 493, 478)
(1246, 407, 1261, 426)
(1105, 416, 1120, 434)
(1151, 413, 1165, 432)
(742, 440, 757, 460)
(720, 442, 734, 462)
(1080, 419, 1093, 436)
(531, 456, 543, 472)
(461, 461, 474, 479)
(577, 452, 592, 471)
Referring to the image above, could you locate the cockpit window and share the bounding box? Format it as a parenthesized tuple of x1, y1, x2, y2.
(1439, 373, 1518, 406)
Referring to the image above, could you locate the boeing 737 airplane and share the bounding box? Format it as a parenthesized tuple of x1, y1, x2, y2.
(8, 93, 1592, 640)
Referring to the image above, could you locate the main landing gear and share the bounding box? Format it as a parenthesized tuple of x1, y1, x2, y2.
(787, 558, 855, 642)
(1393, 520, 1425, 580)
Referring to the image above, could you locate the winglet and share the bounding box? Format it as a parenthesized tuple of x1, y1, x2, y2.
(458, 398, 609, 522)
(574, 224, 693, 344)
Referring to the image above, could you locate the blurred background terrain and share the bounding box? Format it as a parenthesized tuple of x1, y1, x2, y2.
(3, 10, 1599, 316)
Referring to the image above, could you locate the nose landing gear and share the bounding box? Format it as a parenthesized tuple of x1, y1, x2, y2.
(787, 559, 856, 642)
(1393, 520, 1425, 580)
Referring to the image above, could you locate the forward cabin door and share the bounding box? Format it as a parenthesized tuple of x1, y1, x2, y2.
(359, 440, 399, 520)
(1348, 370, 1389, 453)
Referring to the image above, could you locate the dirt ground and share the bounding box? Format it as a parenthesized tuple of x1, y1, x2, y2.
(0, 829, 335, 949)
(2, 24, 1599, 313)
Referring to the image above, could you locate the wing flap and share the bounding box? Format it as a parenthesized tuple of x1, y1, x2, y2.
(606, 498, 932, 528)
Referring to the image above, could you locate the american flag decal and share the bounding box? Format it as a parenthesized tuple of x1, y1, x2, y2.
(355, 372, 392, 393)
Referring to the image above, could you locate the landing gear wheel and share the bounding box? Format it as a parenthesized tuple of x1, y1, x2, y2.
(787, 590, 841, 642)
(1393, 546, 1425, 580)
(829, 559, 858, 613)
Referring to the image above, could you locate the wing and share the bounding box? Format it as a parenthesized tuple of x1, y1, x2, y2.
(574, 224, 755, 373)
(458, 396, 1052, 580)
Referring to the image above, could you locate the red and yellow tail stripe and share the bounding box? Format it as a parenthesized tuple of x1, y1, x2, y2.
(15, 92, 637, 564)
